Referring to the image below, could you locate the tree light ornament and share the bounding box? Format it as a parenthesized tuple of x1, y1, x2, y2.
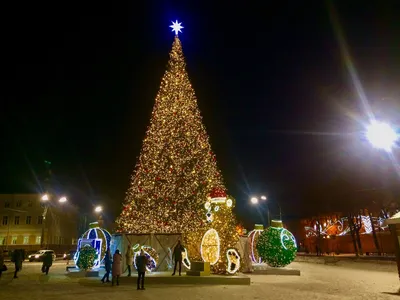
(256, 221, 297, 268)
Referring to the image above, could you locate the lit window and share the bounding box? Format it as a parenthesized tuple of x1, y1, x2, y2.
(2, 216, 8, 225)
(37, 216, 43, 225)
(14, 216, 20, 225)
(35, 236, 41, 244)
(11, 236, 17, 244)
(23, 236, 29, 244)
(26, 216, 31, 225)
(0, 236, 4, 245)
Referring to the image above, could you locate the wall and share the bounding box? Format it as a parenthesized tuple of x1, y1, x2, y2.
(302, 232, 395, 254)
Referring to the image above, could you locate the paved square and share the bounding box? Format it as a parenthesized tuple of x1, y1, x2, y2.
(0, 260, 399, 299)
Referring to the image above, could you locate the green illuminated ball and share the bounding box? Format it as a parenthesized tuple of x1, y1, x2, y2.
(77, 245, 97, 270)
(256, 226, 297, 268)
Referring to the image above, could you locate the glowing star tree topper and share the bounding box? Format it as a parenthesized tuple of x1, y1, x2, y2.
(170, 20, 184, 35)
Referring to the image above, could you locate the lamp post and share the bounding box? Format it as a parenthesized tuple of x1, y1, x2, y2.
(94, 205, 103, 227)
(250, 195, 282, 227)
(40, 194, 67, 248)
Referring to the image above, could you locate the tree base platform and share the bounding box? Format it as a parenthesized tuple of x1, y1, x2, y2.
(78, 271, 250, 285)
(252, 264, 301, 276)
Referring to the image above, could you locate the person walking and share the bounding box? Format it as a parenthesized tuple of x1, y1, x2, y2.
(125, 245, 134, 277)
(112, 249, 122, 286)
(101, 248, 111, 283)
(12, 249, 23, 279)
(172, 240, 184, 276)
(41, 251, 53, 275)
(136, 249, 147, 290)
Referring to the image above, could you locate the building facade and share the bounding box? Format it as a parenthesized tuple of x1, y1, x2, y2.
(0, 194, 79, 253)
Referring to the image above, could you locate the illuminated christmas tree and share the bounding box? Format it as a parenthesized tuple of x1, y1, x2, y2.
(116, 22, 228, 240)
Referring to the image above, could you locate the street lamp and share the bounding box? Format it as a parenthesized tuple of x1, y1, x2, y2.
(366, 120, 398, 151)
(40, 194, 67, 248)
(94, 206, 103, 213)
(250, 197, 259, 204)
(250, 194, 282, 226)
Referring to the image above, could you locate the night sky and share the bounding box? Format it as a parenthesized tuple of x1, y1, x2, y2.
(2, 1, 400, 228)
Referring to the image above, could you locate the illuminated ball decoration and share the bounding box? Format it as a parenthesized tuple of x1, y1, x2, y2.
(76, 245, 97, 270)
(248, 224, 264, 264)
(79, 223, 112, 267)
(256, 221, 297, 268)
(201, 228, 220, 265)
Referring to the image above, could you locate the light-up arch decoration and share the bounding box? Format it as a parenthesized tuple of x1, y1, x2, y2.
(200, 228, 220, 265)
(132, 245, 158, 272)
(74, 222, 112, 269)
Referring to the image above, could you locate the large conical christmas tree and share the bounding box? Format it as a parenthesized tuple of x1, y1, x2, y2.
(116, 26, 226, 236)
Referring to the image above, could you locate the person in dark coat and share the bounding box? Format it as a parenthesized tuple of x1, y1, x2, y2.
(172, 240, 184, 276)
(101, 248, 112, 283)
(136, 249, 148, 290)
(12, 249, 23, 279)
(41, 252, 53, 275)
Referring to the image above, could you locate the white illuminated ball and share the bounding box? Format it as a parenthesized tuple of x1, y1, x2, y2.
(226, 199, 233, 207)
(251, 197, 258, 204)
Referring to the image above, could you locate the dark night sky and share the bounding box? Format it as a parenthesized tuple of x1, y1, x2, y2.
(2, 1, 400, 228)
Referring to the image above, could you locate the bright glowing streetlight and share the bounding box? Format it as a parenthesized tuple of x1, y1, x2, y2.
(58, 196, 67, 203)
(260, 195, 267, 200)
(366, 121, 398, 151)
(41, 194, 49, 201)
(250, 197, 258, 204)
(94, 206, 103, 213)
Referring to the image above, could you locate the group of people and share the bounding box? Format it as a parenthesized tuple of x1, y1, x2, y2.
(0, 249, 53, 279)
(0, 240, 185, 289)
(102, 240, 185, 290)
(101, 247, 148, 289)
